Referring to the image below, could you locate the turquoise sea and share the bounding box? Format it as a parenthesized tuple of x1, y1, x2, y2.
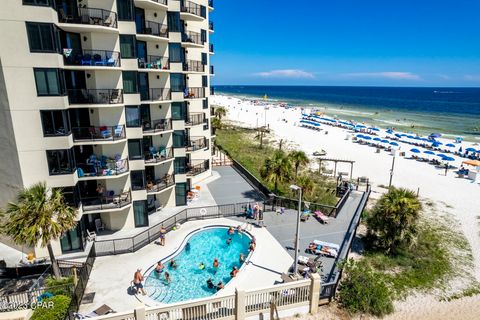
(216, 86, 480, 141)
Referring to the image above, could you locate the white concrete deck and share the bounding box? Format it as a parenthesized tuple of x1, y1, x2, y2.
(79, 218, 292, 314)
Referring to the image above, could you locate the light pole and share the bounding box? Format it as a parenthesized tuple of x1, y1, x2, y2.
(388, 155, 396, 189)
(290, 184, 302, 275)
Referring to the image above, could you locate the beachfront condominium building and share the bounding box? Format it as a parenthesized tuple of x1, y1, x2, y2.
(0, 0, 215, 256)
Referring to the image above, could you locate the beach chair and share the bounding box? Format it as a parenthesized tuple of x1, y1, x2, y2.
(74, 304, 115, 319)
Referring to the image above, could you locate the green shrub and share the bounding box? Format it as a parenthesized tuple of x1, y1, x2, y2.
(44, 276, 74, 296)
(338, 259, 394, 316)
(30, 295, 71, 320)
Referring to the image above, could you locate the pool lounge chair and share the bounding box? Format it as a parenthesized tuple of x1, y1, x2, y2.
(314, 211, 329, 224)
(306, 240, 340, 258)
(74, 304, 115, 319)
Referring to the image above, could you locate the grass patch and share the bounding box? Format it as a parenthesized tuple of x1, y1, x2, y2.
(446, 283, 480, 301)
(215, 127, 337, 205)
(362, 216, 472, 298)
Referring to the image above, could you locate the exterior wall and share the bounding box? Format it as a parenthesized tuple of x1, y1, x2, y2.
(0, 0, 213, 257)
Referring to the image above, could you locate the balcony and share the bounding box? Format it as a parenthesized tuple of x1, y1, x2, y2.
(137, 21, 168, 41)
(210, 65, 215, 75)
(186, 113, 205, 126)
(184, 87, 205, 99)
(187, 136, 207, 152)
(180, 0, 206, 21)
(134, 0, 168, 10)
(141, 88, 171, 102)
(72, 125, 126, 143)
(77, 156, 129, 179)
(146, 174, 175, 194)
(182, 31, 204, 47)
(57, 7, 118, 33)
(187, 160, 209, 176)
(63, 49, 121, 68)
(145, 146, 174, 164)
(209, 43, 214, 54)
(68, 89, 124, 105)
(81, 190, 132, 213)
(209, 21, 214, 32)
(142, 118, 172, 134)
(138, 56, 169, 71)
(208, 0, 214, 9)
(183, 60, 205, 73)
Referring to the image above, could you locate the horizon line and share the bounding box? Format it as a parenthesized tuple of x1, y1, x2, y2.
(214, 84, 480, 89)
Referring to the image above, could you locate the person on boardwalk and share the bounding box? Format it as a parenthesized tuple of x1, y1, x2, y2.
(133, 269, 146, 295)
(159, 227, 167, 246)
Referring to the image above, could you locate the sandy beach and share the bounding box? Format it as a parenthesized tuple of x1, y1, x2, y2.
(212, 94, 480, 319)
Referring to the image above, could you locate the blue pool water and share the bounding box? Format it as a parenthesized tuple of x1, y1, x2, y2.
(144, 227, 251, 303)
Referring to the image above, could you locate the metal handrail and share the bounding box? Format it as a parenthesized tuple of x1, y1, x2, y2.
(141, 88, 171, 101)
(186, 113, 205, 126)
(184, 87, 205, 99)
(80, 190, 132, 212)
(63, 49, 121, 67)
(139, 20, 169, 38)
(142, 118, 172, 133)
(146, 174, 175, 193)
(57, 6, 118, 28)
(72, 125, 126, 142)
(67, 89, 124, 104)
(182, 31, 203, 45)
(138, 55, 169, 70)
(187, 159, 209, 175)
(187, 136, 207, 151)
(183, 59, 205, 72)
(144, 147, 174, 163)
(180, 0, 206, 18)
(76, 157, 129, 178)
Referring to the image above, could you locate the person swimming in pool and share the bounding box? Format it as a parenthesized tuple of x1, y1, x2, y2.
(216, 281, 224, 291)
(169, 259, 177, 269)
(228, 227, 234, 235)
(226, 238, 232, 245)
(213, 258, 219, 269)
(164, 271, 171, 284)
(155, 261, 164, 273)
(185, 242, 191, 252)
(230, 266, 238, 277)
(199, 262, 205, 270)
(206, 278, 214, 289)
(239, 253, 245, 263)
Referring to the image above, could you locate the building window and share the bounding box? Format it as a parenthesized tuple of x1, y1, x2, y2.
(23, 0, 51, 6)
(168, 43, 184, 63)
(171, 102, 187, 121)
(202, 75, 208, 87)
(133, 200, 149, 227)
(128, 139, 143, 160)
(167, 12, 181, 32)
(34, 68, 65, 96)
(174, 157, 187, 174)
(46, 148, 75, 175)
(203, 98, 209, 109)
(125, 106, 140, 127)
(175, 182, 187, 206)
(117, 0, 134, 21)
(201, 29, 207, 43)
(120, 35, 136, 58)
(123, 71, 138, 93)
(170, 73, 185, 92)
(173, 130, 186, 148)
(26, 22, 59, 53)
(131, 170, 146, 191)
(40, 110, 70, 136)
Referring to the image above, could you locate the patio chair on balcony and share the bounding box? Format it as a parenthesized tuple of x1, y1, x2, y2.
(93, 54, 104, 66)
(113, 192, 129, 206)
(81, 54, 92, 66)
(159, 146, 167, 158)
(106, 55, 116, 67)
(114, 125, 124, 138)
(104, 15, 114, 27)
(149, 147, 161, 159)
(99, 127, 111, 139)
(95, 219, 105, 232)
(109, 89, 121, 104)
(58, 8, 74, 23)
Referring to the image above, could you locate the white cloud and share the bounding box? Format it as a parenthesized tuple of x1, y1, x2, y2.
(464, 75, 480, 81)
(340, 72, 421, 81)
(254, 69, 315, 79)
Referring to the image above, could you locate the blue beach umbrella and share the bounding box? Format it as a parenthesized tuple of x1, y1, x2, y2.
(356, 124, 366, 128)
(424, 150, 435, 155)
(390, 142, 399, 146)
(369, 127, 380, 131)
(363, 136, 372, 140)
(373, 137, 382, 141)
(429, 133, 442, 138)
(386, 129, 394, 134)
(441, 156, 455, 162)
(437, 153, 447, 157)
(445, 143, 455, 148)
(381, 139, 389, 143)
(410, 148, 421, 153)
(466, 147, 477, 152)
(394, 133, 402, 138)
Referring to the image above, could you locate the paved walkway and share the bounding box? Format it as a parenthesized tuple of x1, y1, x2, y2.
(208, 166, 265, 204)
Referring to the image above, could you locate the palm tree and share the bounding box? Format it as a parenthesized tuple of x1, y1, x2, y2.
(260, 150, 292, 194)
(211, 117, 222, 130)
(288, 150, 310, 178)
(296, 175, 315, 197)
(0, 182, 77, 278)
(214, 106, 227, 120)
(366, 187, 422, 255)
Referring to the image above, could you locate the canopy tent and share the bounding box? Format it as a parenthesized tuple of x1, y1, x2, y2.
(462, 160, 480, 167)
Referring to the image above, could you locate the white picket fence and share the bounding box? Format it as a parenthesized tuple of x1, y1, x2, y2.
(91, 275, 320, 320)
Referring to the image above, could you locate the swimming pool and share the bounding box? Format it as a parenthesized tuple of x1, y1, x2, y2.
(144, 226, 251, 303)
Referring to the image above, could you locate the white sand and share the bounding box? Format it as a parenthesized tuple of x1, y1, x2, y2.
(212, 95, 480, 317)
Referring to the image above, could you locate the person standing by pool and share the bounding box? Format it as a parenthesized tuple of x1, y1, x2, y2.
(230, 266, 239, 277)
(206, 278, 214, 289)
(165, 271, 171, 284)
(159, 227, 167, 246)
(133, 269, 146, 295)
(239, 253, 245, 263)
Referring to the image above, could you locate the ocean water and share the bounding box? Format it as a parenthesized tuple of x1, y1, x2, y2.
(144, 227, 251, 303)
(216, 86, 480, 140)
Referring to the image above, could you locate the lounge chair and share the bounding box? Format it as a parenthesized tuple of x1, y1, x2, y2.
(314, 211, 329, 224)
(280, 273, 294, 283)
(306, 240, 340, 258)
(74, 304, 115, 319)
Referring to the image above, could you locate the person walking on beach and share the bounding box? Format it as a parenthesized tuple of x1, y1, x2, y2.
(133, 269, 146, 295)
(159, 227, 166, 246)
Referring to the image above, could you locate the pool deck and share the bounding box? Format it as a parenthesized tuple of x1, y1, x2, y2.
(79, 218, 292, 314)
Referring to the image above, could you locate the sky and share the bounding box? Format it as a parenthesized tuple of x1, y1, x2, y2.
(210, 0, 480, 87)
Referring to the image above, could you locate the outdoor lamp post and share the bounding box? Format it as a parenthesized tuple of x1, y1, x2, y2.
(290, 184, 302, 275)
